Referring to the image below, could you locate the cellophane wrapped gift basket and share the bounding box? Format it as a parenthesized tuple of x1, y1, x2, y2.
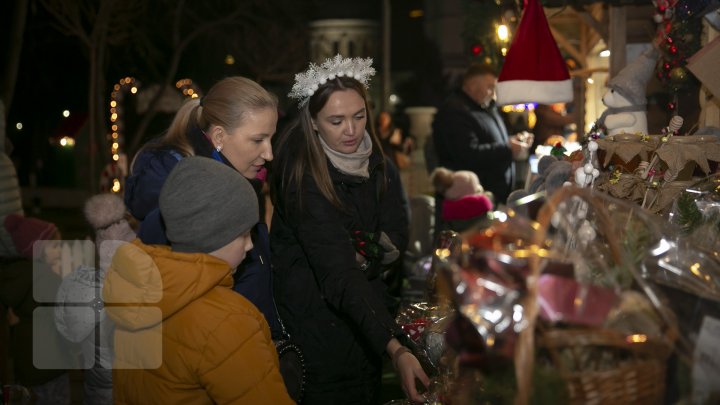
(392, 185, 720, 404)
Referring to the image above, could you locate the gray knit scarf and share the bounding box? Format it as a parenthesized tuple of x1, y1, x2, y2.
(318, 130, 373, 178)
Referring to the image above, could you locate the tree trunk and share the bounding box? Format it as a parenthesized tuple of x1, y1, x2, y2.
(0, 0, 29, 118)
(88, 43, 99, 192)
(86, 0, 112, 192)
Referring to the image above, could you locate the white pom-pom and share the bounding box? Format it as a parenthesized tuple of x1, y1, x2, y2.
(320, 76, 327, 84)
(306, 88, 314, 96)
(329, 73, 336, 80)
(587, 141, 598, 152)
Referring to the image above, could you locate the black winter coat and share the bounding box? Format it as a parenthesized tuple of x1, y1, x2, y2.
(432, 90, 514, 204)
(270, 151, 409, 403)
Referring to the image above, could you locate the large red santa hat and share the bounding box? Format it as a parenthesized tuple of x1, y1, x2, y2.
(496, 0, 573, 106)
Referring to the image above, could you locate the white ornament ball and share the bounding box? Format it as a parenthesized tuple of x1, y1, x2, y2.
(592, 168, 600, 178)
(578, 220, 596, 242)
(583, 163, 594, 175)
(575, 167, 587, 186)
(575, 199, 589, 219)
(587, 141, 598, 152)
(551, 212, 562, 228)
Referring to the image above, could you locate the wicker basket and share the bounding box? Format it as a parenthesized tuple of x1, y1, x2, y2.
(513, 187, 675, 405)
(537, 328, 669, 405)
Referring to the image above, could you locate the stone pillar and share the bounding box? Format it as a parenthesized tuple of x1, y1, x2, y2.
(403, 106, 437, 197)
(309, 19, 379, 63)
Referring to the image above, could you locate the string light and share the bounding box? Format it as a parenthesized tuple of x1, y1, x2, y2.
(107, 76, 139, 194)
(501, 103, 536, 113)
(175, 78, 202, 99)
(497, 24, 509, 42)
(103, 77, 202, 193)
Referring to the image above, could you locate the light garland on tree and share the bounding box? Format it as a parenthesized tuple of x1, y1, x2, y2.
(105, 76, 140, 194)
(103, 77, 202, 194)
(175, 78, 201, 99)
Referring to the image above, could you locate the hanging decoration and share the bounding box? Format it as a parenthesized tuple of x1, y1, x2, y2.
(652, 0, 702, 112)
(496, 0, 573, 106)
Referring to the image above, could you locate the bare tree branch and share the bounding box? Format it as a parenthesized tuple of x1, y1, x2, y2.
(128, 1, 262, 154)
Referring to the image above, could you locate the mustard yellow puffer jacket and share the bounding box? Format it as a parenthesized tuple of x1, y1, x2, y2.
(103, 240, 292, 404)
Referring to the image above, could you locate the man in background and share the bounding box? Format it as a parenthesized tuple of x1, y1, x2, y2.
(432, 63, 531, 206)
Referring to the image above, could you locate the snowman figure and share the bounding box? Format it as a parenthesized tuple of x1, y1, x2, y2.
(597, 47, 659, 136)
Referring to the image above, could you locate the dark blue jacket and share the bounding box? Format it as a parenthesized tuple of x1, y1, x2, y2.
(124, 139, 282, 339)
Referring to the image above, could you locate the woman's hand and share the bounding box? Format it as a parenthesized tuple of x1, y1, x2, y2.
(395, 350, 430, 403)
(387, 338, 430, 403)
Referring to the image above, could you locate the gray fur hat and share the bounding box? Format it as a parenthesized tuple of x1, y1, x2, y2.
(159, 156, 258, 254)
(607, 47, 659, 106)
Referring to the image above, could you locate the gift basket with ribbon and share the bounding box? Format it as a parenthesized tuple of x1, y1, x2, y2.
(426, 186, 683, 404)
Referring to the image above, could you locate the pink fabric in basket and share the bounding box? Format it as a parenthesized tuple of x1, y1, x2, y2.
(537, 274, 618, 326)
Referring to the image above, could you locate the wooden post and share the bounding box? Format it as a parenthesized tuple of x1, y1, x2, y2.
(608, 5, 627, 78)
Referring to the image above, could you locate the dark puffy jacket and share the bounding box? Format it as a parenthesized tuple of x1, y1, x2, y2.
(270, 151, 409, 402)
(124, 142, 282, 338)
(432, 90, 514, 204)
(125, 148, 182, 223)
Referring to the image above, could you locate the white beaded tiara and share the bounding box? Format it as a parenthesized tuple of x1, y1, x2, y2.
(289, 54, 375, 107)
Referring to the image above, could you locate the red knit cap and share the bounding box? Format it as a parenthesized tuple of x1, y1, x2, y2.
(441, 194, 494, 221)
(4, 213, 58, 258)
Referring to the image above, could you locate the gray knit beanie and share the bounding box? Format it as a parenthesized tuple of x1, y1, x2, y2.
(159, 157, 258, 254)
(607, 46, 659, 106)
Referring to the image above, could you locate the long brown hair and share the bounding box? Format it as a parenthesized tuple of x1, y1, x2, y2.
(272, 76, 385, 211)
(132, 77, 277, 172)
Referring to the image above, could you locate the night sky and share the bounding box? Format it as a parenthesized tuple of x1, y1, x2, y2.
(2, 0, 427, 187)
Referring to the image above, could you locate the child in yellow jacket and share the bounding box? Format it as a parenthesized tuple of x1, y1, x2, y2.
(103, 157, 292, 404)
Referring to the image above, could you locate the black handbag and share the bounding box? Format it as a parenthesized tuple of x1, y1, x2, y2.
(273, 335, 305, 402)
(256, 220, 306, 402)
